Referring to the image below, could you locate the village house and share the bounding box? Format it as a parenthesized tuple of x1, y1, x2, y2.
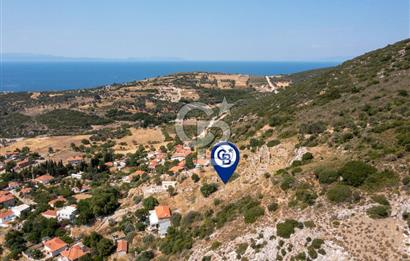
(8, 181, 21, 190)
(122, 170, 145, 183)
(43, 237, 68, 258)
(0, 193, 16, 208)
(11, 204, 30, 217)
(42, 209, 58, 219)
(72, 184, 91, 194)
(49, 196, 67, 208)
(171, 145, 192, 161)
(70, 171, 83, 180)
(20, 187, 32, 197)
(34, 174, 54, 185)
(0, 209, 16, 226)
(114, 160, 126, 170)
(58, 243, 89, 261)
(116, 240, 128, 256)
(16, 159, 31, 169)
(67, 156, 83, 166)
(162, 181, 177, 190)
(57, 206, 77, 222)
(149, 205, 172, 237)
(195, 158, 210, 168)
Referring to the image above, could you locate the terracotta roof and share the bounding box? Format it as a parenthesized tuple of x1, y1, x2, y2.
(155, 205, 171, 219)
(104, 162, 113, 167)
(49, 196, 67, 206)
(42, 209, 57, 218)
(20, 187, 32, 194)
(61, 244, 88, 261)
(116, 240, 128, 253)
(0, 209, 14, 219)
(35, 174, 54, 183)
(169, 165, 184, 173)
(0, 190, 10, 196)
(43, 237, 67, 252)
(0, 194, 15, 204)
(134, 170, 145, 175)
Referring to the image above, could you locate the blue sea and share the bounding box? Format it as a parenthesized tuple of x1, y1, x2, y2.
(0, 61, 339, 92)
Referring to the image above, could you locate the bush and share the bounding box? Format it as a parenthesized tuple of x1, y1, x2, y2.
(143, 196, 159, 210)
(363, 170, 400, 191)
(339, 161, 377, 187)
(371, 195, 389, 206)
(276, 219, 301, 238)
(326, 184, 352, 203)
(268, 202, 279, 212)
(315, 167, 339, 184)
(311, 238, 324, 249)
(280, 174, 296, 191)
(267, 140, 281, 147)
(300, 121, 326, 134)
(243, 205, 265, 224)
(367, 205, 390, 219)
(301, 152, 314, 161)
(200, 183, 218, 197)
(191, 173, 200, 183)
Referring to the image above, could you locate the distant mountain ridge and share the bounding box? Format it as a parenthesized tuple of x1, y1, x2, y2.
(1, 53, 185, 62)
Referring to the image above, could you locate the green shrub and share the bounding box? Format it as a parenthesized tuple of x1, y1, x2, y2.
(367, 205, 390, 219)
(311, 238, 324, 249)
(280, 174, 296, 191)
(339, 161, 377, 187)
(363, 170, 400, 191)
(267, 140, 281, 147)
(301, 152, 314, 161)
(200, 183, 218, 197)
(276, 219, 301, 238)
(315, 167, 339, 184)
(371, 195, 390, 206)
(268, 202, 279, 212)
(326, 184, 352, 203)
(142, 196, 159, 210)
(243, 205, 265, 224)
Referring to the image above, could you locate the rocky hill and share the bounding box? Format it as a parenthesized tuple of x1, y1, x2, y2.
(0, 39, 409, 261)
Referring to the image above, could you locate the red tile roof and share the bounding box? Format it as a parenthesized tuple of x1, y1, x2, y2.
(116, 240, 128, 253)
(61, 244, 88, 261)
(34, 174, 54, 183)
(43, 237, 67, 252)
(155, 205, 171, 219)
(0, 194, 15, 204)
(42, 210, 57, 218)
(0, 209, 14, 219)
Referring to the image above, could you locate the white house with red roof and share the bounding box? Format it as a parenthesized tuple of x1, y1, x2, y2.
(34, 174, 54, 185)
(149, 205, 172, 237)
(58, 243, 89, 261)
(43, 237, 68, 257)
(0, 209, 16, 226)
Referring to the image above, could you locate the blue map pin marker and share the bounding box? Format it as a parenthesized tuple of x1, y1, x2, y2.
(211, 141, 240, 184)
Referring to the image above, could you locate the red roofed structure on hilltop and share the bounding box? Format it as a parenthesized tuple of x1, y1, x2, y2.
(116, 240, 128, 255)
(42, 209, 57, 219)
(34, 174, 54, 185)
(155, 205, 172, 219)
(0, 193, 15, 208)
(0, 209, 15, 225)
(43, 237, 68, 257)
(60, 243, 89, 261)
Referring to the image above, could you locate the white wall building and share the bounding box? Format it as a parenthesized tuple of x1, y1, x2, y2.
(57, 206, 77, 222)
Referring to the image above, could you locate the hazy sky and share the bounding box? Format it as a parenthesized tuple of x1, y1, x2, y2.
(1, 0, 409, 61)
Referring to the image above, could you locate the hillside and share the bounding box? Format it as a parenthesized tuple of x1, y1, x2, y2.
(0, 39, 409, 261)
